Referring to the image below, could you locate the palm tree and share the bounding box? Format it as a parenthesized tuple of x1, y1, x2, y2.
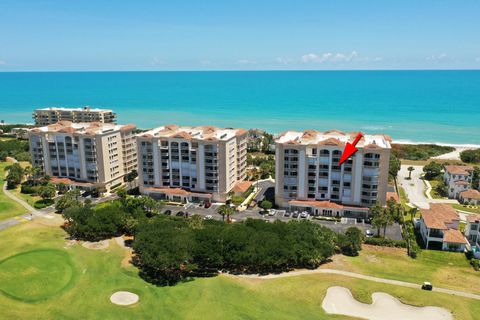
(407, 166, 415, 179)
(218, 204, 234, 222)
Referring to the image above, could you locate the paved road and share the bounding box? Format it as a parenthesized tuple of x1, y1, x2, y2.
(398, 165, 429, 209)
(161, 203, 403, 240)
(231, 268, 480, 301)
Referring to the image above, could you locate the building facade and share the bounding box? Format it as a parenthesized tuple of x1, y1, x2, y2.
(33, 106, 116, 126)
(28, 121, 136, 192)
(274, 130, 391, 218)
(137, 125, 248, 202)
(443, 165, 474, 199)
(465, 214, 480, 258)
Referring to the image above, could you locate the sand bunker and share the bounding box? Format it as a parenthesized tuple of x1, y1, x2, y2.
(82, 240, 109, 250)
(322, 286, 452, 320)
(110, 291, 139, 306)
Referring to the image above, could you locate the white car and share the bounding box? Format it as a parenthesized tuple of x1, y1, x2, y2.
(268, 209, 276, 216)
(204, 215, 213, 220)
(365, 229, 374, 237)
(300, 212, 309, 219)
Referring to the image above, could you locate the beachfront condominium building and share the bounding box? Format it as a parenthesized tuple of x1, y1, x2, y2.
(28, 121, 137, 192)
(137, 124, 248, 203)
(275, 130, 391, 218)
(33, 106, 116, 126)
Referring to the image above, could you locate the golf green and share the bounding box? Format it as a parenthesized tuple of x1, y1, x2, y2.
(0, 249, 75, 302)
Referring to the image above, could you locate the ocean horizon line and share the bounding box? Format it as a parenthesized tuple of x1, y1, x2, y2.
(2, 69, 480, 73)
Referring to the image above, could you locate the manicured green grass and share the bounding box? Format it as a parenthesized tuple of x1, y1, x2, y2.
(453, 203, 480, 214)
(1, 222, 480, 319)
(0, 162, 27, 221)
(0, 249, 75, 302)
(338, 245, 480, 296)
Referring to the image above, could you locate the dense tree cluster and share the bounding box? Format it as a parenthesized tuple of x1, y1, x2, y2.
(133, 217, 340, 285)
(5, 163, 24, 188)
(62, 194, 160, 241)
(0, 139, 30, 162)
(389, 154, 401, 179)
(391, 144, 454, 161)
(423, 161, 443, 180)
(460, 149, 480, 164)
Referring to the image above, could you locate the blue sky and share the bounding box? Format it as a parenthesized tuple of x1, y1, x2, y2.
(1, 0, 479, 71)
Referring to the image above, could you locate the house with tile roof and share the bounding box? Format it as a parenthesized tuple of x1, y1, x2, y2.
(419, 203, 468, 251)
(443, 165, 474, 199)
(459, 189, 480, 205)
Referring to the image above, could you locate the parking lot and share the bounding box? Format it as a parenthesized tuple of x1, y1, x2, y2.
(160, 204, 403, 241)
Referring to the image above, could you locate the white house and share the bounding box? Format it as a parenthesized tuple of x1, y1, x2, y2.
(460, 189, 480, 205)
(419, 203, 467, 251)
(443, 165, 474, 199)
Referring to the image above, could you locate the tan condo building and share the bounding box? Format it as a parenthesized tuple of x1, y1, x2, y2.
(137, 124, 248, 203)
(33, 106, 116, 126)
(28, 121, 137, 192)
(275, 129, 391, 218)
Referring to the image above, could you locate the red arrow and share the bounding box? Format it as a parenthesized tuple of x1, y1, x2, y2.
(339, 132, 363, 165)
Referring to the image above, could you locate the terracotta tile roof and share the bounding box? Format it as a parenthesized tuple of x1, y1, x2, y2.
(454, 180, 469, 186)
(50, 177, 94, 187)
(460, 189, 480, 200)
(317, 137, 345, 147)
(386, 192, 400, 204)
(231, 180, 253, 193)
(444, 165, 474, 175)
(235, 128, 248, 136)
(144, 187, 212, 198)
(420, 204, 459, 230)
(443, 229, 468, 244)
(466, 214, 480, 223)
(289, 199, 344, 209)
(120, 124, 136, 132)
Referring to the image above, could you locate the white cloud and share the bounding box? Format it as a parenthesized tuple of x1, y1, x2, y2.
(150, 57, 164, 66)
(275, 57, 294, 65)
(236, 59, 257, 65)
(300, 51, 360, 63)
(426, 53, 448, 62)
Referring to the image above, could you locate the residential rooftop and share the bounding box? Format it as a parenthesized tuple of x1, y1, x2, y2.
(139, 124, 247, 141)
(275, 129, 392, 149)
(36, 106, 114, 112)
(30, 121, 135, 135)
(420, 203, 460, 230)
(460, 189, 480, 200)
(444, 165, 474, 175)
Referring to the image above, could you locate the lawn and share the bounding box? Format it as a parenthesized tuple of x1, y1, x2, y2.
(453, 203, 480, 214)
(331, 244, 480, 296)
(0, 161, 27, 221)
(1, 222, 480, 319)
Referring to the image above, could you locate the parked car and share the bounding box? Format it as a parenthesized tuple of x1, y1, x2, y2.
(163, 210, 172, 215)
(421, 282, 433, 291)
(204, 202, 212, 208)
(176, 211, 185, 217)
(300, 211, 309, 219)
(292, 211, 299, 218)
(283, 211, 291, 218)
(204, 215, 213, 220)
(365, 229, 374, 238)
(268, 209, 276, 216)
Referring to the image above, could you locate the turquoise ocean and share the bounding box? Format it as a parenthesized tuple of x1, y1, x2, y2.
(0, 71, 479, 145)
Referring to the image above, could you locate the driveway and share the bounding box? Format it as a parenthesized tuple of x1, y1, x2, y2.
(398, 165, 429, 209)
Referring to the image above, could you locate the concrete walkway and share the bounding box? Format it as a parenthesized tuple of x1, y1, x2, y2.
(232, 268, 480, 301)
(0, 180, 53, 231)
